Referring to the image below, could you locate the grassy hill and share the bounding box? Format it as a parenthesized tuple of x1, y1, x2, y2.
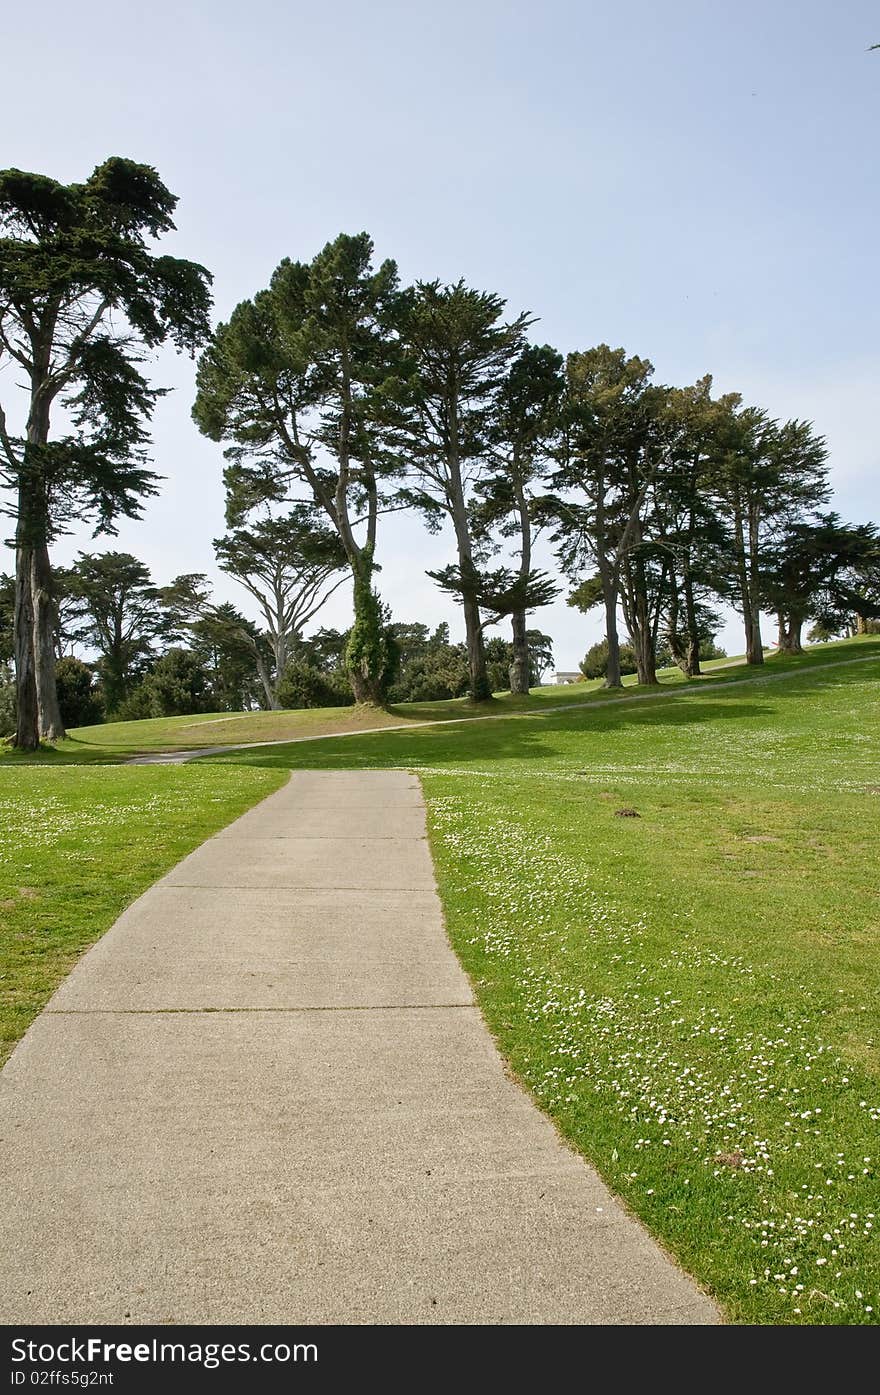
(1, 634, 879, 1323)
(3, 640, 873, 763)
(2, 659, 735, 761)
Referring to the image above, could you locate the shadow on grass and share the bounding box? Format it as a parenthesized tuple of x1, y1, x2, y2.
(201, 694, 776, 774)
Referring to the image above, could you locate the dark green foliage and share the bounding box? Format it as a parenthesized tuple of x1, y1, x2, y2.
(388, 631, 470, 703)
(385, 622, 553, 701)
(0, 157, 212, 746)
(297, 628, 349, 671)
(581, 638, 638, 680)
(275, 659, 353, 710)
(568, 576, 605, 614)
(484, 632, 554, 689)
(111, 684, 154, 722)
(345, 561, 392, 704)
(66, 552, 165, 712)
(54, 657, 104, 728)
(764, 515, 880, 650)
(0, 574, 13, 665)
(187, 603, 267, 712)
(140, 648, 208, 717)
(0, 663, 14, 736)
(426, 562, 558, 620)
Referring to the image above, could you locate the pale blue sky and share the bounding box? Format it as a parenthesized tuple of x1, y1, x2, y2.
(4, 1, 879, 667)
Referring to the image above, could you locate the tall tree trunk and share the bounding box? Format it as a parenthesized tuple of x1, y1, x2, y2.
(253, 648, 278, 710)
(14, 380, 66, 743)
(746, 504, 764, 665)
(777, 613, 804, 656)
(461, 586, 491, 701)
(603, 587, 623, 687)
(33, 537, 65, 739)
(508, 466, 531, 696)
(334, 353, 388, 707)
(682, 559, 701, 677)
(632, 638, 657, 686)
(509, 608, 529, 695)
(666, 567, 696, 676)
(13, 520, 39, 750)
(620, 553, 658, 687)
(595, 551, 622, 688)
(267, 625, 287, 708)
(446, 390, 490, 702)
(633, 554, 658, 685)
(733, 498, 762, 665)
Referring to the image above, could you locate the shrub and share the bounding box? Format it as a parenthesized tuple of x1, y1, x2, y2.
(276, 659, 353, 709)
(55, 657, 104, 728)
(142, 649, 209, 717)
(580, 638, 638, 680)
(111, 684, 154, 722)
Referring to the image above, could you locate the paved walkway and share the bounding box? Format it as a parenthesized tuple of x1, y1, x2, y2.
(0, 772, 718, 1324)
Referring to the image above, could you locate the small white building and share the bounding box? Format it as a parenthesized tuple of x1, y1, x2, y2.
(553, 671, 582, 685)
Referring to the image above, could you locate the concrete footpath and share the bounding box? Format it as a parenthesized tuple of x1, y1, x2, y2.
(0, 772, 718, 1324)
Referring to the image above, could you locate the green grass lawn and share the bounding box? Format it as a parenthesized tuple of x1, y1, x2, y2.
(209, 637, 880, 1324)
(0, 764, 285, 1064)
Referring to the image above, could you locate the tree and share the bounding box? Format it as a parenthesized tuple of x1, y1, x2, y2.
(0, 157, 211, 747)
(193, 232, 404, 705)
(188, 603, 268, 711)
(298, 627, 350, 673)
(66, 552, 166, 712)
(580, 637, 638, 680)
(711, 408, 829, 664)
(141, 648, 207, 716)
(763, 514, 880, 653)
(550, 347, 669, 687)
(476, 345, 563, 692)
(394, 281, 530, 700)
(653, 378, 734, 676)
(275, 658, 353, 709)
(524, 628, 554, 685)
(54, 656, 103, 727)
(214, 505, 347, 708)
(482, 630, 555, 691)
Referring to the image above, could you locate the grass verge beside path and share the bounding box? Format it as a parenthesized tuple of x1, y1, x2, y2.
(214, 642, 880, 1323)
(0, 764, 285, 1064)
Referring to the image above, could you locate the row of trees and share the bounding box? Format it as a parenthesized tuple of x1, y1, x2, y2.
(0, 550, 555, 731)
(195, 241, 880, 700)
(3, 157, 879, 746)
